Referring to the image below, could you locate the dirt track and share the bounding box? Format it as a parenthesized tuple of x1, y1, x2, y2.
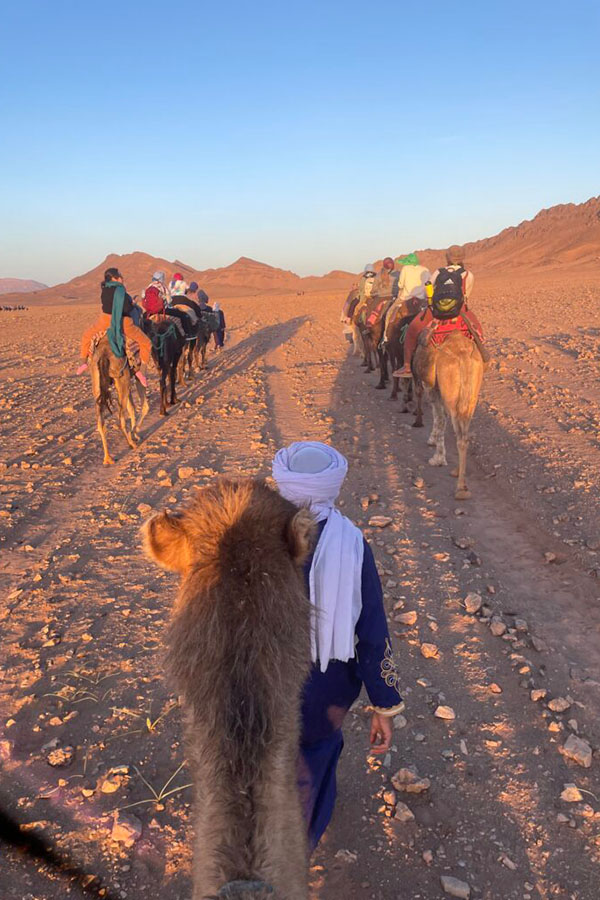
(1, 285, 600, 899)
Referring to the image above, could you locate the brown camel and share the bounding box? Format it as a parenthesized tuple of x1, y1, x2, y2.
(412, 331, 484, 500)
(143, 478, 316, 900)
(90, 336, 148, 465)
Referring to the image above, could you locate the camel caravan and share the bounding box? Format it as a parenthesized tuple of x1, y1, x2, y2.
(342, 246, 490, 499)
(77, 267, 226, 463)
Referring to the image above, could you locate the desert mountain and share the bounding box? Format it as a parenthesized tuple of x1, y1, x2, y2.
(12, 253, 355, 306)
(0, 278, 47, 295)
(6, 196, 600, 305)
(407, 196, 600, 276)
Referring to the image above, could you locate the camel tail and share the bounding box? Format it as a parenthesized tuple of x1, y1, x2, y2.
(96, 354, 113, 415)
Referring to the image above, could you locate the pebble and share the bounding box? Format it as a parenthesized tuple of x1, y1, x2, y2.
(394, 801, 415, 823)
(391, 767, 431, 794)
(46, 746, 74, 767)
(560, 734, 593, 768)
(548, 697, 571, 713)
(440, 875, 471, 898)
(334, 849, 357, 863)
(530, 688, 547, 702)
(489, 683, 503, 694)
(111, 812, 142, 846)
(368, 516, 392, 528)
(489, 617, 507, 636)
(396, 611, 417, 626)
(420, 642, 439, 659)
(561, 783, 583, 802)
(464, 592, 482, 614)
(393, 714, 407, 730)
(434, 705, 456, 721)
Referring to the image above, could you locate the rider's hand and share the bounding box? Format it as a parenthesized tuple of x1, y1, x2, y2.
(369, 712, 393, 755)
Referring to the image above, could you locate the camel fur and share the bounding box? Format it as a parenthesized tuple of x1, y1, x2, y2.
(90, 336, 148, 465)
(412, 330, 484, 500)
(143, 478, 316, 900)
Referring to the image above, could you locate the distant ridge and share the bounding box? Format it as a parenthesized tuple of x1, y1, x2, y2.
(5, 196, 600, 305)
(0, 278, 48, 295)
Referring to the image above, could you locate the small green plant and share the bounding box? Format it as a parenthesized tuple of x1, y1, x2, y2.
(118, 761, 192, 811)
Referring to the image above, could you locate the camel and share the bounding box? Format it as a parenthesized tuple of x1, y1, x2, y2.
(412, 330, 485, 500)
(143, 478, 316, 900)
(90, 336, 148, 465)
(144, 318, 185, 415)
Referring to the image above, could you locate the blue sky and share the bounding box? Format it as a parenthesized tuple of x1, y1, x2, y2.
(1, 0, 599, 284)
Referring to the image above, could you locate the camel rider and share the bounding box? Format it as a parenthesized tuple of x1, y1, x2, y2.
(374, 256, 399, 303)
(383, 252, 431, 342)
(354, 264, 377, 325)
(272, 442, 403, 850)
(142, 271, 195, 340)
(393, 245, 482, 378)
(78, 267, 152, 387)
(169, 272, 188, 298)
(172, 281, 204, 319)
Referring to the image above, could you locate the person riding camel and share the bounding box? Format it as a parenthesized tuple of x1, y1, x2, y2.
(78, 267, 152, 387)
(374, 256, 399, 304)
(169, 271, 188, 298)
(142, 271, 195, 340)
(171, 281, 204, 319)
(393, 245, 482, 378)
(383, 252, 431, 343)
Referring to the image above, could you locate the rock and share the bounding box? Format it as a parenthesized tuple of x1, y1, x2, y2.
(392, 767, 431, 794)
(514, 618, 528, 632)
(561, 783, 583, 802)
(544, 552, 557, 563)
(560, 734, 593, 768)
(530, 688, 547, 702)
(464, 592, 482, 614)
(0, 740, 11, 762)
(548, 697, 571, 713)
(441, 875, 471, 898)
(111, 812, 142, 846)
(501, 855, 517, 870)
(47, 746, 74, 767)
(489, 683, 503, 694)
(137, 503, 152, 517)
(434, 705, 456, 721)
(489, 617, 507, 636)
(395, 611, 417, 626)
(368, 516, 392, 528)
(530, 635, 548, 652)
(382, 789, 397, 806)
(178, 466, 195, 480)
(393, 714, 407, 730)
(422, 849, 433, 865)
(394, 801, 415, 823)
(420, 642, 439, 659)
(334, 849, 357, 863)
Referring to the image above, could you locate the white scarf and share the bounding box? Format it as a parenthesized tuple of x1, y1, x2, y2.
(272, 442, 364, 672)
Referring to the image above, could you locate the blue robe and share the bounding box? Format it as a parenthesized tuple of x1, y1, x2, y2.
(298, 524, 402, 849)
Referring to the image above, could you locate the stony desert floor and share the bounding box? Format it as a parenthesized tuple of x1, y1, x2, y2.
(1, 275, 600, 899)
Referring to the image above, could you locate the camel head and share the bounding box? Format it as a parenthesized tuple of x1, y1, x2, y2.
(142, 477, 316, 580)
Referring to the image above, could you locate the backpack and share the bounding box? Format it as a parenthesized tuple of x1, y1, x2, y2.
(431, 267, 465, 319)
(201, 309, 220, 332)
(143, 284, 165, 316)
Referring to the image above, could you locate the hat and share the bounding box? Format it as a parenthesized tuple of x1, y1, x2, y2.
(152, 270, 166, 284)
(188, 281, 198, 292)
(173, 272, 183, 281)
(363, 263, 376, 275)
(383, 257, 394, 270)
(395, 252, 419, 267)
(104, 266, 122, 281)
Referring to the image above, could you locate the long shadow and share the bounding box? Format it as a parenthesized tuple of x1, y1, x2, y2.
(305, 343, 593, 898)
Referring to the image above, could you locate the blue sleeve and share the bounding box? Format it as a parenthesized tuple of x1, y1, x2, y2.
(355, 540, 403, 711)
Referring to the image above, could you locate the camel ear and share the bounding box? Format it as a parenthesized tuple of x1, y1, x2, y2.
(143, 512, 191, 573)
(286, 508, 316, 566)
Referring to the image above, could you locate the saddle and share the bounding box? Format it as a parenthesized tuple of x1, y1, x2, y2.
(89, 331, 141, 372)
(149, 312, 186, 339)
(422, 314, 489, 361)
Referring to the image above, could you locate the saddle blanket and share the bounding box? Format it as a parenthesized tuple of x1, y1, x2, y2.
(90, 331, 141, 372)
(427, 316, 482, 347)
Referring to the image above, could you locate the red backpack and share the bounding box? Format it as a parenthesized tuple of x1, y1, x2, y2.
(143, 284, 165, 316)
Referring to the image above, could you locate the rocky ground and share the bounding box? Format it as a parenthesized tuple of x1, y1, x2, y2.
(1, 278, 600, 899)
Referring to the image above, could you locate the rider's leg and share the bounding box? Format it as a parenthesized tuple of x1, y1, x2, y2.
(393, 309, 432, 377)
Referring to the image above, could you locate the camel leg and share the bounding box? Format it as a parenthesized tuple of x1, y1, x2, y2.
(351, 323, 361, 356)
(375, 345, 388, 389)
(91, 360, 114, 465)
(116, 376, 138, 449)
(428, 391, 447, 466)
(134, 379, 149, 429)
(413, 378, 424, 428)
(389, 375, 399, 401)
(452, 414, 472, 500)
(97, 413, 114, 465)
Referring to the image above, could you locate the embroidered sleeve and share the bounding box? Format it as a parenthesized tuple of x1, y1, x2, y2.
(381, 638, 401, 691)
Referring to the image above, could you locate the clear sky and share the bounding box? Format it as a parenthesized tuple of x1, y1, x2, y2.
(1, 0, 599, 284)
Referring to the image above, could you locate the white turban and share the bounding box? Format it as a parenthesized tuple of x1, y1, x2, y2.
(272, 441, 364, 672)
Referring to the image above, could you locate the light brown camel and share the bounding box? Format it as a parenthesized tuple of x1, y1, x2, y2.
(412, 331, 484, 500)
(90, 336, 148, 465)
(143, 478, 315, 900)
